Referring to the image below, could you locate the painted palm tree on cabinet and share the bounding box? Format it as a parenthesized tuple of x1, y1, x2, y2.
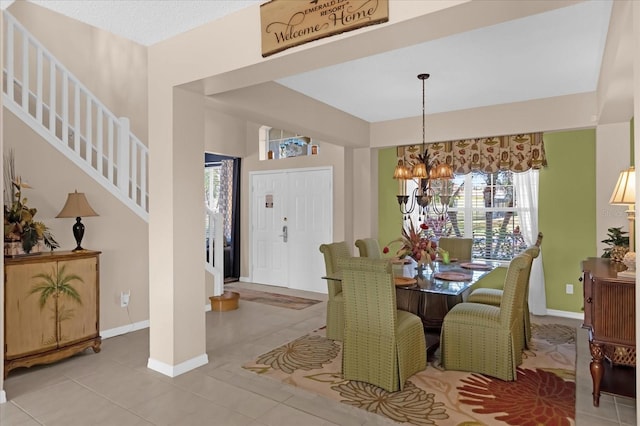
(29, 264, 84, 345)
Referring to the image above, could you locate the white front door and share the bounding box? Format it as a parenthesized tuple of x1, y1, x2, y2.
(251, 168, 332, 293)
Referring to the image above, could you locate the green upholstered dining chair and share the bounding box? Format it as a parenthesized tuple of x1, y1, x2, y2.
(440, 251, 534, 381)
(354, 238, 382, 259)
(437, 237, 473, 260)
(338, 257, 426, 392)
(467, 232, 543, 349)
(319, 242, 351, 341)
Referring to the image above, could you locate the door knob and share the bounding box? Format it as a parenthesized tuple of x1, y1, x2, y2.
(279, 225, 288, 242)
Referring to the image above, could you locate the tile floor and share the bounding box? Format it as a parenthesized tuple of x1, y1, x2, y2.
(0, 281, 637, 425)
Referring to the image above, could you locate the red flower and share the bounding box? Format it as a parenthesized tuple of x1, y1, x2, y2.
(384, 220, 436, 266)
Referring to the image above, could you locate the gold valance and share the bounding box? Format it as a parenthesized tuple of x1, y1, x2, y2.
(398, 132, 547, 175)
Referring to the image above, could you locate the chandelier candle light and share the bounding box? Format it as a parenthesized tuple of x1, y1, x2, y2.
(393, 73, 454, 221)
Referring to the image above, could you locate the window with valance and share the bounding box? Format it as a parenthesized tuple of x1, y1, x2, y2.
(397, 132, 546, 175)
(397, 132, 547, 261)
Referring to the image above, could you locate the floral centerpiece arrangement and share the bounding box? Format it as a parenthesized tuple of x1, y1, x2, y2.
(4, 150, 59, 254)
(383, 220, 441, 267)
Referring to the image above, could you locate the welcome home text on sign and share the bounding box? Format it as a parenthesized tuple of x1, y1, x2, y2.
(260, 0, 389, 57)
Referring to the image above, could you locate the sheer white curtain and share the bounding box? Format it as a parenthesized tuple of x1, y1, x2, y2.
(219, 160, 234, 242)
(513, 169, 547, 315)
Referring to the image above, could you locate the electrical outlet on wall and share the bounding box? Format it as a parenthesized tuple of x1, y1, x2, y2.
(565, 284, 574, 295)
(120, 290, 130, 308)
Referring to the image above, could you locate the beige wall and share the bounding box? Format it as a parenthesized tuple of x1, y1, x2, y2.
(204, 105, 247, 159)
(371, 93, 598, 149)
(1, 0, 637, 389)
(4, 111, 150, 332)
(8, 1, 149, 143)
(239, 120, 349, 278)
(3, 0, 151, 338)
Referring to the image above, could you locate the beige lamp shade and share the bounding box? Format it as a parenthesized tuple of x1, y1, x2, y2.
(433, 163, 454, 180)
(412, 162, 428, 179)
(610, 166, 636, 205)
(56, 190, 99, 218)
(609, 166, 636, 254)
(393, 160, 410, 180)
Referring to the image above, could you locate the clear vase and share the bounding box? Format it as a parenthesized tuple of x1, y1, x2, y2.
(415, 261, 433, 277)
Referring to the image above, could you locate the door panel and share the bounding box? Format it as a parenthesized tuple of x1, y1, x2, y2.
(5, 262, 58, 358)
(288, 169, 331, 293)
(251, 168, 332, 292)
(58, 257, 98, 346)
(251, 173, 287, 286)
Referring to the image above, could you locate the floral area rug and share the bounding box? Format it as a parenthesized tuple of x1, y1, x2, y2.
(243, 323, 576, 425)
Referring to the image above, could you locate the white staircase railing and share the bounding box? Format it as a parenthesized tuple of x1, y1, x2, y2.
(2, 11, 228, 280)
(2, 11, 148, 220)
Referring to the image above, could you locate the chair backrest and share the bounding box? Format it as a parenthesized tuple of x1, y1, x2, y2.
(522, 239, 541, 277)
(437, 237, 473, 260)
(319, 242, 351, 276)
(499, 252, 534, 326)
(338, 257, 397, 335)
(354, 238, 382, 259)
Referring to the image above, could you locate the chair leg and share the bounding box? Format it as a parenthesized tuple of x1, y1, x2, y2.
(524, 304, 532, 349)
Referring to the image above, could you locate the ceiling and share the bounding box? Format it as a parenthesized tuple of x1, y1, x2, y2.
(2, 0, 613, 123)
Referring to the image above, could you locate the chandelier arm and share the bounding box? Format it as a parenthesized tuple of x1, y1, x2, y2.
(398, 186, 418, 215)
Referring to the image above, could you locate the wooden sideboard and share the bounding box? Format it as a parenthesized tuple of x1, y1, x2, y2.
(581, 257, 636, 406)
(4, 250, 102, 377)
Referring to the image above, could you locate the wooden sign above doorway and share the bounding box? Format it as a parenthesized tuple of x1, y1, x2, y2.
(260, 0, 389, 57)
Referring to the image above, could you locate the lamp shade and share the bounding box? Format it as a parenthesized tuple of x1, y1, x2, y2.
(434, 163, 454, 180)
(610, 166, 636, 205)
(56, 190, 99, 218)
(393, 160, 411, 180)
(412, 162, 428, 179)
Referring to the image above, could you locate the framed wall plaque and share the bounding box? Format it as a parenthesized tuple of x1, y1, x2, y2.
(260, 0, 389, 57)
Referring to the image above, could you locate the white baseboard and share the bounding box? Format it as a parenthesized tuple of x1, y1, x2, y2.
(0, 390, 6, 404)
(544, 309, 585, 320)
(147, 353, 208, 377)
(239, 275, 250, 282)
(101, 320, 150, 339)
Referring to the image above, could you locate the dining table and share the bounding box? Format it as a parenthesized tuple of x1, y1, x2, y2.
(390, 258, 500, 330)
(323, 257, 500, 355)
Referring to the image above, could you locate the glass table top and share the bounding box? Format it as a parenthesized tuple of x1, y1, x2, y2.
(323, 259, 501, 297)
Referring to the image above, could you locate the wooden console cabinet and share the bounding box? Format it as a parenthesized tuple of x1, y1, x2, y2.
(581, 257, 635, 406)
(4, 250, 101, 377)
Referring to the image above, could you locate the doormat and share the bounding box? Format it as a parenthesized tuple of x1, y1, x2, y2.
(225, 286, 322, 310)
(243, 323, 576, 425)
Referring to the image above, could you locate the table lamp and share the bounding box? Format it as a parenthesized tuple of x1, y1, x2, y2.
(609, 166, 635, 277)
(56, 190, 99, 251)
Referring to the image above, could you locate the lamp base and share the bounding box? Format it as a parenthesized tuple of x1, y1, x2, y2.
(618, 251, 636, 279)
(72, 217, 85, 252)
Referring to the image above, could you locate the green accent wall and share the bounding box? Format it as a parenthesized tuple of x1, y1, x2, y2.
(540, 129, 596, 313)
(378, 129, 597, 314)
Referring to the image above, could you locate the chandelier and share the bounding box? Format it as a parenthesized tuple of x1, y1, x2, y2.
(393, 74, 454, 221)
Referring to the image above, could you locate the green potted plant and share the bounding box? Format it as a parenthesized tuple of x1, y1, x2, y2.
(3, 150, 59, 255)
(601, 226, 629, 262)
